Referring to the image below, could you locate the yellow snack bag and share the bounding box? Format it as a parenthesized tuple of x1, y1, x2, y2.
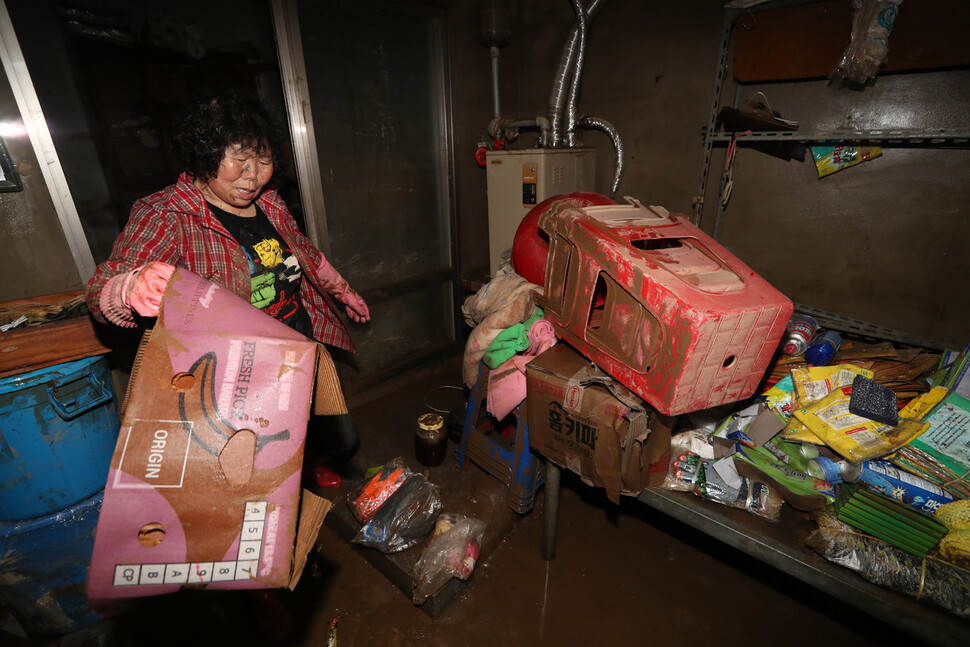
(898, 386, 949, 421)
(794, 385, 929, 462)
(780, 416, 826, 445)
(791, 364, 873, 407)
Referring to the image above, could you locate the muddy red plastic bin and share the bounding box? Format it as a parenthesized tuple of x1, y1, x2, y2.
(536, 197, 793, 416)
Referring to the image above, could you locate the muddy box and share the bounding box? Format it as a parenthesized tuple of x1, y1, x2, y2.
(525, 343, 673, 503)
(87, 269, 342, 602)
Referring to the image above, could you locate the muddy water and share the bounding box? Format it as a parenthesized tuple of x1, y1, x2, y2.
(283, 355, 902, 647)
(295, 467, 903, 647)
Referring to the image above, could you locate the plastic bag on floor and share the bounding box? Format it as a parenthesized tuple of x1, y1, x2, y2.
(352, 469, 442, 553)
(349, 457, 410, 524)
(412, 513, 486, 604)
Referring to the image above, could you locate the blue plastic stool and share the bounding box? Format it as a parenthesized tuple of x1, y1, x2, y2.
(455, 362, 545, 514)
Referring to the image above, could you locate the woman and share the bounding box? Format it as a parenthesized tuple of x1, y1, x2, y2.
(86, 91, 368, 339)
(86, 91, 367, 487)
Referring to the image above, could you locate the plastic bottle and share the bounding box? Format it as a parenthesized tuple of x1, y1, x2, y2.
(805, 330, 842, 366)
(782, 315, 818, 355)
(808, 457, 954, 515)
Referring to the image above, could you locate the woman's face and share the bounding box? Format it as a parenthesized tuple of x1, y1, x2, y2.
(205, 144, 274, 209)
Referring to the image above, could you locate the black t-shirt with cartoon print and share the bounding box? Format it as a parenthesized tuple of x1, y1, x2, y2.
(209, 202, 313, 337)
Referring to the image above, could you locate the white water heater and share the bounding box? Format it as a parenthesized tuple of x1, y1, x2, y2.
(485, 148, 596, 276)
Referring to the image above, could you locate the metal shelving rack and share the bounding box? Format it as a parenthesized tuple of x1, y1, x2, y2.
(692, 0, 967, 351)
(710, 128, 970, 148)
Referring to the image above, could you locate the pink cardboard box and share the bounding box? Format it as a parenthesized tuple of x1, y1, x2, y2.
(87, 268, 333, 601)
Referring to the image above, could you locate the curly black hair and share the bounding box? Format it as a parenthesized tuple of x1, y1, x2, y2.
(172, 90, 287, 181)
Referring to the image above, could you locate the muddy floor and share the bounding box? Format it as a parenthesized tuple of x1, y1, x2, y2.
(4, 353, 922, 647)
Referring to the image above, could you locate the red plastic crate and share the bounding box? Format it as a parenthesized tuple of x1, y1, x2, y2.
(535, 198, 793, 416)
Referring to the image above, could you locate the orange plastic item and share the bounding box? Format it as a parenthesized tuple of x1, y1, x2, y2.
(351, 464, 408, 523)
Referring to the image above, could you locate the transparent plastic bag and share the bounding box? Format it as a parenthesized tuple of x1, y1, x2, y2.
(693, 460, 784, 522)
(832, 0, 902, 87)
(412, 513, 486, 604)
(808, 509, 970, 617)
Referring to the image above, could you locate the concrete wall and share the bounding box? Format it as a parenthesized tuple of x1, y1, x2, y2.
(5, 0, 968, 348)
(450, 0, 969, 348)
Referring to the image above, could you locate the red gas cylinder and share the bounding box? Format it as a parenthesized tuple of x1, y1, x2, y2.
(511, 191, 614, 286)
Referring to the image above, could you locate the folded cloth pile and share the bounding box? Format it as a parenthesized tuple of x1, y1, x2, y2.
(461, 265, 542, 388)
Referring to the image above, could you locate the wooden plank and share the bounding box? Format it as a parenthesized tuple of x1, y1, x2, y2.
(734, 0, 970, 83)
(0, 316, 111, 378)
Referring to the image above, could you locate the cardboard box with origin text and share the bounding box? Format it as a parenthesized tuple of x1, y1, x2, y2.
(87, 269, 341, 603)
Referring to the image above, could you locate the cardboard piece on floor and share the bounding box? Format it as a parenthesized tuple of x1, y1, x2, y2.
(712, 402, 785, 459)
(525, 344, 673, 503)
(87, 268, 344, 602)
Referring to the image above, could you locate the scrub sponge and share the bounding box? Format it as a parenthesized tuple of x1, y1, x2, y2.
(848, 374, 898, 427)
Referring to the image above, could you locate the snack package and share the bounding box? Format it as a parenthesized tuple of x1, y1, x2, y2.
(662, 430, 714, 491)
(830, 0, 901, 86)
(780, 416, 827, 445)
(734, 444, 837, 510)
(808, 508, 970, 618)
(811, 145, 882, 178)
(663, 451, 703, 492)
(791, 364, 874, 406)
(692, 459, 745, 507)
(763, 373, 797, 420)
(745, 480, 785, 523)
(794, 386, 929, 462)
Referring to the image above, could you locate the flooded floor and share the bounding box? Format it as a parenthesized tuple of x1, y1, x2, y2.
(5, 353, 920, 647)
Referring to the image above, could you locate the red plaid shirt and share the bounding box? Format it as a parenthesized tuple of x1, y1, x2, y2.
(86, 173, 356, 353)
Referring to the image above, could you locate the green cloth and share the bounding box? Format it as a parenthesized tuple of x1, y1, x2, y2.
(483, 308, 544, 369)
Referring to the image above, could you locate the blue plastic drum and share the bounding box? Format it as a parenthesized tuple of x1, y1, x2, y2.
(0, 355, 120, 521)
(0, 490, 104, 635)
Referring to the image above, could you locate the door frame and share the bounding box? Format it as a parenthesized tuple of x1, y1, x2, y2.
(0, 0, 95, 282)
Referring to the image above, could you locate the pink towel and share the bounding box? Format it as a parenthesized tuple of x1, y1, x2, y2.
(485, 318, 558, 420)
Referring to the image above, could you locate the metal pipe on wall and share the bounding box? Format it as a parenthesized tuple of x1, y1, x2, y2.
(564, 0, 587, 148)
(577, 116, 623, 195)
(481, 0, 510, 118)
(548, 0, 606, 147)
(490, 46, 501, 116)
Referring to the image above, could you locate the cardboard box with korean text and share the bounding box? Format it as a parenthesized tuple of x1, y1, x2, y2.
(526, 344, 674, 503)
(87, 269, 342, 604)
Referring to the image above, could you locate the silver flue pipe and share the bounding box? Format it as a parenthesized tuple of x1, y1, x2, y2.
(578, 116, 623, 196)
(564, 0, 587, 147)
(548, 0, 606, 147)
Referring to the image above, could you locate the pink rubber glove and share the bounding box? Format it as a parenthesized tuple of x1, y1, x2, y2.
(334, 287, 370, 323)
(317, 257, 370, 323)
(123, 262, 175, 317)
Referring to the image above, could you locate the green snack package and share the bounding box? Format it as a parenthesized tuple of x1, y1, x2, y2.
(811, 144, 882, 178)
